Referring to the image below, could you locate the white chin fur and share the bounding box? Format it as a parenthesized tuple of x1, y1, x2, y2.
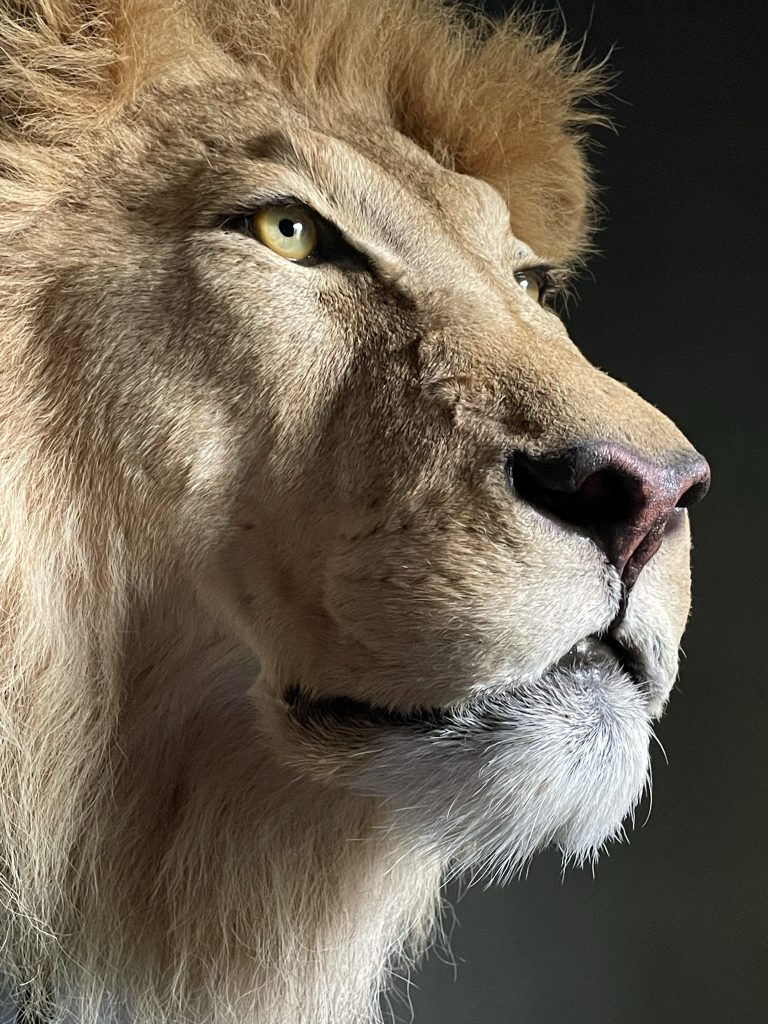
(350, 664, 652, 879)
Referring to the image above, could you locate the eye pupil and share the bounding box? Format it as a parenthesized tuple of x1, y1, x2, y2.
(249, 205, 319, 260)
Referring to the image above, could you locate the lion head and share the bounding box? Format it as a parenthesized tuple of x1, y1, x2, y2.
(0, 1, 709, 1021)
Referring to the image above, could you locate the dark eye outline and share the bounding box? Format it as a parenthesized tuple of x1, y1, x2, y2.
(513, 264, 562, 305)
(220, 198, 366, 269)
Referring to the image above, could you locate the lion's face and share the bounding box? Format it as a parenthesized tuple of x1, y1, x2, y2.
(29, 77, 708, 871)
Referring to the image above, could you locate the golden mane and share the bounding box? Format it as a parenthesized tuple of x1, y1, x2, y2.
(0, 0, 603, 257)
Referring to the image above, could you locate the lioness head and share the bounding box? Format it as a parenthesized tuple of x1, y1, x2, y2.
(0, 0, 709, 1019)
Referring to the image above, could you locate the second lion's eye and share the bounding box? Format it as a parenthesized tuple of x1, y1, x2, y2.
(514, 269, 544, 304)
(251, 205, 319, 261)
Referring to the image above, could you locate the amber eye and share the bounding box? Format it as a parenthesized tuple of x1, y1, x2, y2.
(250, 205, 319, 261)
(514, 269, 543, 304)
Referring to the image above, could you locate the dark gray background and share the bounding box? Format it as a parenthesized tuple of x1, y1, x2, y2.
(406, 2, 768, 1022)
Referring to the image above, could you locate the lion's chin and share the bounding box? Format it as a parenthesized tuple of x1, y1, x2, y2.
(286, 638, 653, 877)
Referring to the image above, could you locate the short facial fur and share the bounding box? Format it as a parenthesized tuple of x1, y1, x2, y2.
(0, 2, 708, 1022)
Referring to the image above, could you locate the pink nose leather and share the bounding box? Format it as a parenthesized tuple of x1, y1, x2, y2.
(509, 442, 711, 590)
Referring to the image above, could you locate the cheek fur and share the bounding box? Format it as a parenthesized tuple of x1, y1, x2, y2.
(315, 521, 618, 705)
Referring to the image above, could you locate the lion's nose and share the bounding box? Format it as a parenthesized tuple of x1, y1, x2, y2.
(509, 442, 710, 590)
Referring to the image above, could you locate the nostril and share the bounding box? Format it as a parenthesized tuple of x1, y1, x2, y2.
(561, 468, 638, 527)
(675, 464, 711, 509)
(511, 458, 637, 530)
(676, 482, 706, 509)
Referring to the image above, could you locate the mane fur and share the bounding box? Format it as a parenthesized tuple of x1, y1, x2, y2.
(0, 2, 606, 1021)
(0, 0, 605, 256)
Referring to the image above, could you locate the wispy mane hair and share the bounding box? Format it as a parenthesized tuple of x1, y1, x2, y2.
(0, 0, 605, 256)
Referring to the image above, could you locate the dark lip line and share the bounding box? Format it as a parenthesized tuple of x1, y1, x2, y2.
(284, 683, 448, 729)
(602, 632, 644, 685)
(285, 632, 644, 730)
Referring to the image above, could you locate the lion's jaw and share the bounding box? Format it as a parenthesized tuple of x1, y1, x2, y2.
(271, 536, 684, 878)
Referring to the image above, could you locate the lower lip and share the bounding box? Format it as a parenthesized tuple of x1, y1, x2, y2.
(286, 635, 640, 731)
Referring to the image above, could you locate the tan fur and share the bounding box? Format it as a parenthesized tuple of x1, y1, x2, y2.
(0, 2, 701, 1022)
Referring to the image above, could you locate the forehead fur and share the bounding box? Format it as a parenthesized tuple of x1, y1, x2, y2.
(0, 0, 604, 260)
